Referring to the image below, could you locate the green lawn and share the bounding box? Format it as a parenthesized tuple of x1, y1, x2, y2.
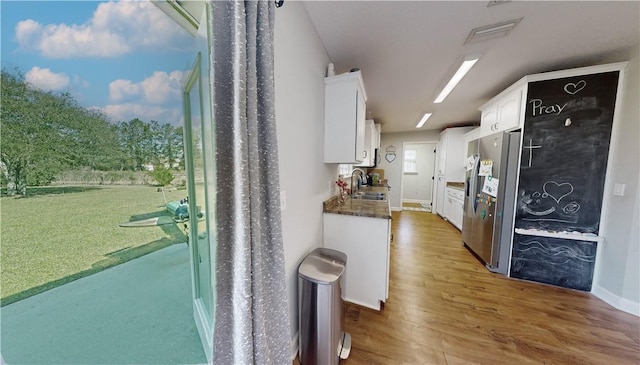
(1, 185, 188, 305)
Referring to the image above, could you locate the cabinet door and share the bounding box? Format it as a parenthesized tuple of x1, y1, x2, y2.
(454, 198, 464, 230)
(444, 195, 453, 222)
(496, 88, 522, 132)
(480, 103, 498, 136)
(436, 176, 445, 216)
(443, 127, 473, 182)
(323, 213, 389, 310)
(437, 131, 448, 175)
(481, 88, 523, 137)
(356, 89, 366, 162)
(324, 72, 367, 163)
(356, 120, 376, 167)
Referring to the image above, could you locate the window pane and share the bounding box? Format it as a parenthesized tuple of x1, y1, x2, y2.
(404, 149, 417, 173)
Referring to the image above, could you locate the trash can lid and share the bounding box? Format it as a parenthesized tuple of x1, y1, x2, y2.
(298, 248, 347, 284)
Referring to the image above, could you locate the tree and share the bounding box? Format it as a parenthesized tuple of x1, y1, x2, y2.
(1, 70, 68, 194)
(117, 118, 154, 171)
(115, 119, 183, 171)
(149, 164, 175, 186)
(1, 69, 126, 194)
(156, 122, 184, 169)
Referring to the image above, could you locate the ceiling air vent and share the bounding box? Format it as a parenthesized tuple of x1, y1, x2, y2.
(464, 18, 522, 45)
(487, 0, 510, 7)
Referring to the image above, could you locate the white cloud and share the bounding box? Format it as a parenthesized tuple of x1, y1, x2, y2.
(109, 79, 142, 102)
(109, 70, 184, 104)
(15, 19, 41, 49)
(141, 71, 184, 104)
(14, 1, 188, 58)
(25, 67, 70, 91)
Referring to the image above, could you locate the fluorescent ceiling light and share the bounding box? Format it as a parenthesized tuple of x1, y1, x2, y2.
(434, 58, 478, 104)
(416, 113, 433, 128)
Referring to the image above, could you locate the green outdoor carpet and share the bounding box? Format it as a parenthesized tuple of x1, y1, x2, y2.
(1, 243, 207, 364)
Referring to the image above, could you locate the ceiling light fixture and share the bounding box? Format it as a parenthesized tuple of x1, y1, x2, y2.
(416, 113, 433, 128)
(434, 58, 479, 104)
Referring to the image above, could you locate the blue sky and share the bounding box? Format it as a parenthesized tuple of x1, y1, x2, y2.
(1, 0, 195, 126)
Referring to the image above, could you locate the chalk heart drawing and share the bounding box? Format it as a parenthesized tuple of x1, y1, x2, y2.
(542, 181, 574, 203)
(564, 80, 586, 95)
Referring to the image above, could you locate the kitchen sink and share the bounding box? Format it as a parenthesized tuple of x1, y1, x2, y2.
(352, 192, 387, 201)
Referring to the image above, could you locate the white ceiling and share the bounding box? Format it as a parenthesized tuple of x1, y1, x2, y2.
(302, 1, 640, 133)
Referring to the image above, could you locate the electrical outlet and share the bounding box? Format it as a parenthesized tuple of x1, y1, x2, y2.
(280, 191, 286, 211)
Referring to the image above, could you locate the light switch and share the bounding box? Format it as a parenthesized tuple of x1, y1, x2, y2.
(280, 191, 287, 211)
(613, 183, 625, 197)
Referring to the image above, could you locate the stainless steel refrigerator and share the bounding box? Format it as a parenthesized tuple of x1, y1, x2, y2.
(462, 130, 521, 275)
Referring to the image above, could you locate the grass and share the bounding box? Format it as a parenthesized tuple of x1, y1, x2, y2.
(0, 185, 189, 305)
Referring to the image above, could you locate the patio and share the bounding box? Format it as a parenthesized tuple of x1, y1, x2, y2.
(1, 243, 207, 364)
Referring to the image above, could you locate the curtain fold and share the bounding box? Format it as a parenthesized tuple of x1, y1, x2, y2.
(210, 1, 291, 364)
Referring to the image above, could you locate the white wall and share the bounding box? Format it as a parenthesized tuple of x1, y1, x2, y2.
(378, 131, 441, 210)
(273, 2, 338, 355)
(592, 43, 640, 315)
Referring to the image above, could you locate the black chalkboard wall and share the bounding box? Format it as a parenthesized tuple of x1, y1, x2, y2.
(510, 234, 596, 291)
(515, 71, 619, 234)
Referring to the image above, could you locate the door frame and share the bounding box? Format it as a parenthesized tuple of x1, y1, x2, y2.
(400, 141, 437, 211)
(156, 1, 214, 362)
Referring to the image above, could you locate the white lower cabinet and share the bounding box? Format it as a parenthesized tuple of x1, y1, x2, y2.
(323, 213, 390, 310)
(444, 187, 464, 230)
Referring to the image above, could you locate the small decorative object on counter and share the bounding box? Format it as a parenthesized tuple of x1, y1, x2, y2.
(336, 180, 348, 204)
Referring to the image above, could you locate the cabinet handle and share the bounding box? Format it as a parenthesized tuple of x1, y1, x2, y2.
(364, 150, 367, 158)
(390, 233, 393, 242)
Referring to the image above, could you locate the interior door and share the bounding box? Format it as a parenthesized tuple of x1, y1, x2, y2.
(182, 5, 215, 362)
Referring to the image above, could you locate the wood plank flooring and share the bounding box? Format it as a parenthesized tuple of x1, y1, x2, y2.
(301, 211, 640, 364)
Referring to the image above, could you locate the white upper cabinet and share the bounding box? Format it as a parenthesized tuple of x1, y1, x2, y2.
(437, 127, 474, 181)
(480, 86, 525, 137)
(324, 71, 368, 163)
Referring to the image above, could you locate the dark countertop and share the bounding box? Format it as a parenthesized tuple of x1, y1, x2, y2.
(323, 186, 392, 219)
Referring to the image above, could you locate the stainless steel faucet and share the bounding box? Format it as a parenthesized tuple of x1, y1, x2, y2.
(350, 168, 366, 196)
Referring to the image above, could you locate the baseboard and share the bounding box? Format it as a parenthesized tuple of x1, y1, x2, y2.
(391, 206, 402, 211)
(402, 199, 430, 204)
(290, 330, 299, 362)
(592, 285, 640, 317)
(344, 298, 381, 311)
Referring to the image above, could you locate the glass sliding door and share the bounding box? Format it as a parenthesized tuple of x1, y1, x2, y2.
(182, 4, 216, 359)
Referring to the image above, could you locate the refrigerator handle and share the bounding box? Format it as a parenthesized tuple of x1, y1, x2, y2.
(471, 155, 480, 213)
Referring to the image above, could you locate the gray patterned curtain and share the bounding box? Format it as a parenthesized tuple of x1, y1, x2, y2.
(210, 1, 291, 364)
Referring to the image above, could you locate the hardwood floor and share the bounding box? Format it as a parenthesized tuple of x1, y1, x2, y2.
(333, 211, 639, 364)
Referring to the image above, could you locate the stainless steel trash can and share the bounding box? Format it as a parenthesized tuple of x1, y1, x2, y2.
(298, 248, 351, 365)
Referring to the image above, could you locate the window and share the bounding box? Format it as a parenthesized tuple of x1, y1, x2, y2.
(404, 149, 417, 173)
(338, 164, 353, 177)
